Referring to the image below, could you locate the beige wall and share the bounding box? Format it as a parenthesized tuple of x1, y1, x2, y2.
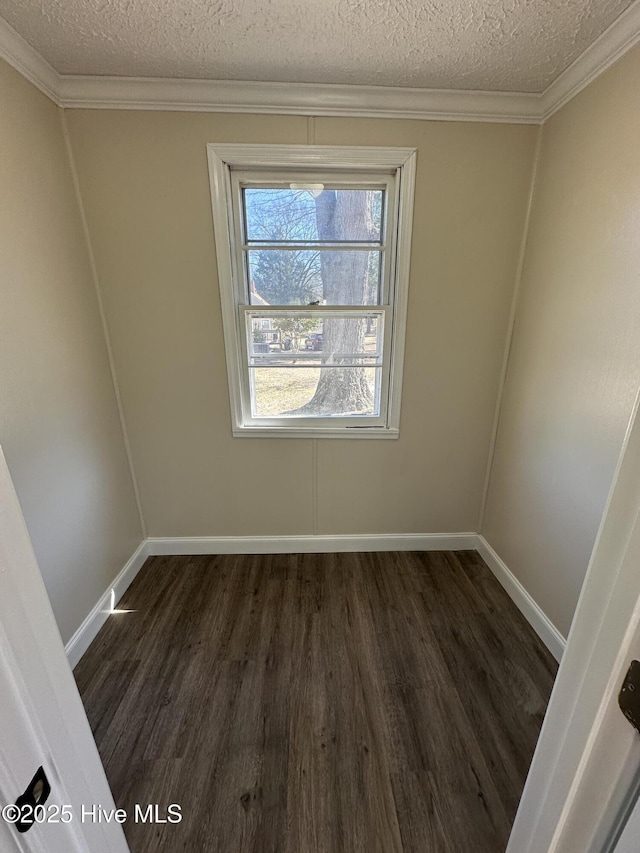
(65, 111, 537, 537)
(482, 44, 640, 638)
(3, 28, 639, 652)
(0, 59, 142, 644)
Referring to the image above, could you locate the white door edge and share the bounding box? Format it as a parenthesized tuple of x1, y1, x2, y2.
(508, 387, 640, 852)
(0, 446, 129, 853)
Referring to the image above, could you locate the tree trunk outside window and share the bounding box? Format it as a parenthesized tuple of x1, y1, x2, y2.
(292, 189, 376, 415)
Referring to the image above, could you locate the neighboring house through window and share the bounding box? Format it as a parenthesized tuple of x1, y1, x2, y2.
(207, 144, 416, 438)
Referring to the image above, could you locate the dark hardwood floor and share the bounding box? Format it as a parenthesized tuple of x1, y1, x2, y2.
(74, 551, 557, 853)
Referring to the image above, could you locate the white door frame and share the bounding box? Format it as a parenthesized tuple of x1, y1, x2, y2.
(0, 446, 129, 853)
(509, 389, 640, 852)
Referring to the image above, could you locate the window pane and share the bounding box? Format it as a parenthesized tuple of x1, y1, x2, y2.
(249, 315, 382, 361)
(247, 249, 381, 305)
(244, 188, 383, 244)
(251, 366, 381, 418)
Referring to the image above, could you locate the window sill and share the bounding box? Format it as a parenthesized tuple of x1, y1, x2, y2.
(231, 427, 400, 440)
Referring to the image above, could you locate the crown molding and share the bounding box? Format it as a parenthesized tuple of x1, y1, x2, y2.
(55, 75, 542, 123)
(0, 16, 60, 104)
(541, 0, 640, 120)
(1, 3, 640, 124)
(0, 13, 540, 123)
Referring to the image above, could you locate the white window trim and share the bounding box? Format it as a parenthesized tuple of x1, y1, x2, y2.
(207, 144, 417, 439)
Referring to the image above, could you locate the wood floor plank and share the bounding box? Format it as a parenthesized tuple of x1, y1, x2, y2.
(75, 550, 557, 853)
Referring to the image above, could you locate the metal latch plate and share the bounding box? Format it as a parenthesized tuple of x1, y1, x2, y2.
(619, 660, 640, 735)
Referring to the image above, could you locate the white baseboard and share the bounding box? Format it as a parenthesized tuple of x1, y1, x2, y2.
(66, 533, 564, 668)
(65, 540, 149, 669)
(476, 536, 566, 662)
(146, 532, 478, 556)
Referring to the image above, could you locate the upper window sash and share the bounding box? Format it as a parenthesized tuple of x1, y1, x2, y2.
(230, 171, 398, 308)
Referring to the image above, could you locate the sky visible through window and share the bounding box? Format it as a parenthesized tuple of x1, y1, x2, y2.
(244, 188, 383, 244)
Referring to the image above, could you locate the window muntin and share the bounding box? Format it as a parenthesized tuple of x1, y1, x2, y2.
(207, 145, 416, 437)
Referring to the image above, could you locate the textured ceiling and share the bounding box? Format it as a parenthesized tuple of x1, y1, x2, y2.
(0, 0, 635, 92)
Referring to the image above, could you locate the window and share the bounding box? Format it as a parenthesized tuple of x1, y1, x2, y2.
(207, 145, 416, 438)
